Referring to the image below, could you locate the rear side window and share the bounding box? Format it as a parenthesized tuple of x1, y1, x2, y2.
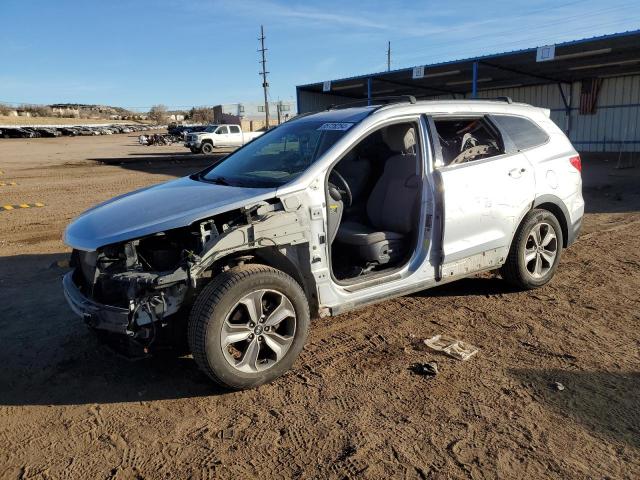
(229, 125, 241, 133)
(492, 115, 548, 151)
(432, 116, 504, 167)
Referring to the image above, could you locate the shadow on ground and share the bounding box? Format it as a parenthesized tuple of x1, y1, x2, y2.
(0, 254, 522, 406)
(88, 149, 231, 177)
(582, 156, 640, 214)
(510, 368, 640, 449)
(0, 253, 226, 406)
(411, 276, 521, 298)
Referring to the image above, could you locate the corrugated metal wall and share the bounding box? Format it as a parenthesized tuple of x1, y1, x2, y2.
(298, 73, 640, 152)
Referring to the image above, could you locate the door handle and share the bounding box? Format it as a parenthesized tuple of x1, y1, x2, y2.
(508, 167, 526, 178)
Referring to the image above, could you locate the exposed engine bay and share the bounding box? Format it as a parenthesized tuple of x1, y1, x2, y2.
(66, 199, 311, 354)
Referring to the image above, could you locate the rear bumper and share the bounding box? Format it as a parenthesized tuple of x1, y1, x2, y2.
(62, 270, 130, 335)
(567, 217, 582, 247)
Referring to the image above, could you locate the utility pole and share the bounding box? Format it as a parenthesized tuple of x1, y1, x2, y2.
(258, 25, 270, 128)
(387, 41, 391, 71)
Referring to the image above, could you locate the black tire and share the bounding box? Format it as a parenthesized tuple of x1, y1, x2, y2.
(201, 142, 214, 154)
(501, 209, 563, 289)
(190, 147, 201, 154)
(188, 264, 310, 390)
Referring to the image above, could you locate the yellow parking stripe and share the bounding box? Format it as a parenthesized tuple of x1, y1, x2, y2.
(0, 182, 17, 186)
(1, 203, 45, 212)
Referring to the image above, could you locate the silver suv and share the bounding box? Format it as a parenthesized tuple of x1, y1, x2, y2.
(63, 98, 584, 389)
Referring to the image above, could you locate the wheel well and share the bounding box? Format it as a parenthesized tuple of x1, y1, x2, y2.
(535, 202, 569, 247)
(211, 246, 319, 318)
(201, 139, 213, 145)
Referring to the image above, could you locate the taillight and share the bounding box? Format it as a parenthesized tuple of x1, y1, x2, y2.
(569, 155, 582, 173)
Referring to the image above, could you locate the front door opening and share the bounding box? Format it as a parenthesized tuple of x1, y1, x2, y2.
(326, 121, 423, 283)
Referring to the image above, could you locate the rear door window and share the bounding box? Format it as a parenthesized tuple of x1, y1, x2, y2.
(432, 116, 504, 167)
(229, 125, 241, 134)
(491, 115, 549, 151)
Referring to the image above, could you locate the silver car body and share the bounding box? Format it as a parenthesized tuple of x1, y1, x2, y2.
(64, 100, 583, 323)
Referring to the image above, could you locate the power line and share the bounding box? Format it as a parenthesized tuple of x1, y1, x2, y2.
(258, 25, 270, 128)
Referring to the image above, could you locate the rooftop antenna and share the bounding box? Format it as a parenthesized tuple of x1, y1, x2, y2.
(258, 25, 270, 128)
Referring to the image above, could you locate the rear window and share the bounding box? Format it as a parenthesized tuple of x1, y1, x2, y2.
(492, 115, 549, 151)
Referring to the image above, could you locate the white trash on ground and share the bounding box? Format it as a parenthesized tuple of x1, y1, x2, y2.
(424, 334, 479, 361)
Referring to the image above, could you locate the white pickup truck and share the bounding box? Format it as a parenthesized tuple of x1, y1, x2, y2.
(184, 124, 264, 154)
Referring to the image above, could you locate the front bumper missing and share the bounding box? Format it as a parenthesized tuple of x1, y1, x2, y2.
(62, 270, 130, 334)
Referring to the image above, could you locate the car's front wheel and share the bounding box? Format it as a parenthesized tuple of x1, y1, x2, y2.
(190, 147, 201, 154)
(501, 209, 563, 289)
(188, 264, 310, 389)
(201, 142, 214, 154)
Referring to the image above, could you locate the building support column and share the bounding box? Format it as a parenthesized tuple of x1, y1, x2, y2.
(557, 82, 572, 136)
(472, 61, 478, 99)
(367, 78, 372, 106)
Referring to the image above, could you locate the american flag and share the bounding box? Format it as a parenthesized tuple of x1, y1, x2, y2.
(579, 78, 602, 115)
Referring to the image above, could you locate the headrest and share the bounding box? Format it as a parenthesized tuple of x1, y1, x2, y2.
(382, 124, 416, 153)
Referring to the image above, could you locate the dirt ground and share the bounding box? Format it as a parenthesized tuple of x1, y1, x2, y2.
(0, 133, 638, 480)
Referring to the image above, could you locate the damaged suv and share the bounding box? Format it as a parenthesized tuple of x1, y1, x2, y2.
(63, 97, 583, 389)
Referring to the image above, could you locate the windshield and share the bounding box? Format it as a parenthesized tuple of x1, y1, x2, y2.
(203, 125, 218, 132)
(199, 119, 355, 187)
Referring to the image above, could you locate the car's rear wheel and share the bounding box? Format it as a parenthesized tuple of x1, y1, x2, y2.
(201, 142, 214, 154)
(501, 209, 563, 289)
(188, 264, 310, 389)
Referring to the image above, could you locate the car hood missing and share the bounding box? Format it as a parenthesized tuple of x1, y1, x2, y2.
(64, 176, 277, 251)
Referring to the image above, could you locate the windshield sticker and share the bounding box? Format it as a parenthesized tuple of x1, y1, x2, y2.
(317, 122, 354, 131)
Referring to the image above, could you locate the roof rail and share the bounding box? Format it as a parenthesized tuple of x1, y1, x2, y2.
(495, 96, 513, 104)
(326, 95, 417, 111)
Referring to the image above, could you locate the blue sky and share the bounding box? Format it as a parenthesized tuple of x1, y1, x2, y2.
(1, 0, 639, 111)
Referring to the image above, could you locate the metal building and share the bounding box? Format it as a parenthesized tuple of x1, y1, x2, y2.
(296, 30, 640, 153)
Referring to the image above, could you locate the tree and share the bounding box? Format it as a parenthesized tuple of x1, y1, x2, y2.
(188, 107, 214, 123)
(148, 104, 168, 124)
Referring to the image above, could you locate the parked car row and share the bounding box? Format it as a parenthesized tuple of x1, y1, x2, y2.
(0, 124, 156, 139)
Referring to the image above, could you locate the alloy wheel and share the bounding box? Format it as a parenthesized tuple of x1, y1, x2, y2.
(220, 289, 297, 373)
(524, 222, 558, 279)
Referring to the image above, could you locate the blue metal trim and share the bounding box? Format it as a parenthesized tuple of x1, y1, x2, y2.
(296, 29, 640, 89)
(296, 87, 301, 115)
(472, 62, 478, 99)
(367, 77, 372, 106)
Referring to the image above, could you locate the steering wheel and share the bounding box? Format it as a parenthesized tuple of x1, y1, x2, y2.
(329, 170, 353, 207)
